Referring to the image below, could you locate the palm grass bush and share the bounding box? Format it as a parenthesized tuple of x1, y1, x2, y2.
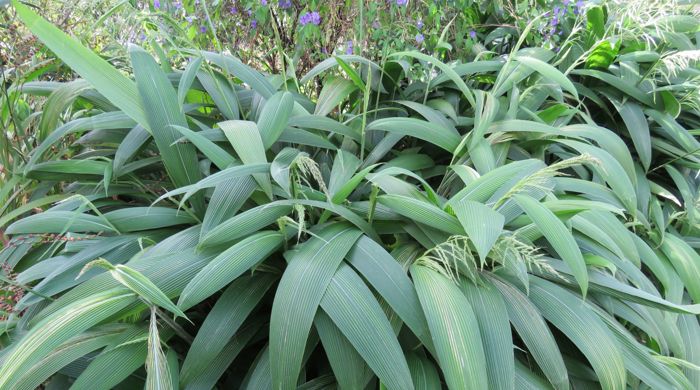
(1, 1, 699, 389)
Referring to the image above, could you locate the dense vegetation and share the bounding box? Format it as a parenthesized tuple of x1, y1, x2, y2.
(1, 0, 700, 389)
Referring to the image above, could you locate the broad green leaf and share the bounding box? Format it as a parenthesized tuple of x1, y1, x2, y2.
(219, 120, 273, 198)
(320, 263, 414, 390)
(154, 162, 269, 204)
(13, 1, 147, 125)
(315, 77, 357, 117)
(406, 352, 441, 390)
(6, 210, 115, 234)
(178, 231, 284, 310)
(198, 50, 277, 98)
(345, 235, 433, 351)
(71, 331, 148, 390)
(271, 148, 303, 196)
(113, 125, 150, 176)
(258, 91, 294, 148)
(300, 54, 383, 85)
(180, 274, 276, 382)
(104, 207, 195, 232)
(130, 45, 203, 196)
(25, 160, 109, 181)
(461, 279, 514, 390)
(615, 101, 651, 171)
(514, 361, 553, 389)
(198, 204, 292, 248)
(453, 200, 504, 264)
(515, 56, 578, 99)
(314, 311, 373, 389)
(514, 195, 588, 297)
(270, 224, 362, 390)
(79, 259, 186, 319)
(528, 277, 627, 390)
(12, 325, 126, 390)
(379, 194, 462, 234)
(390, 51, 475, 105)
(178, 56, 203, 107)
(0, 289, 135, 388)
(448, 159, 546, 207)
(171, 125, 236, 170)
(37, 79, 92, 141)
(367, 117, 461, 153)
(490, 275, 569, 390)
(0, 194, 65, 229)
(197, 69, 240, 120)
(571, 69, 655, 106)
(586, 6, 606, 39)
(660, 235, 700, 302)
(329, 149, 361, 198)
(287, 115, 360, 141)
(411, 265, 488, 390)
(182, 317, 262, 389)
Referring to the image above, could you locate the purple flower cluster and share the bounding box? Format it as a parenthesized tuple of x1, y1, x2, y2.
(396, 0, 408, 5)
(346, 40, 353, 55)
(153, 0, 160, 9)
(278, 0, 292, 9)
(416, 18, 423, 29)
(469, 30, 477, 39)
(415, 33, 424, 44)
(544, 0, 585, 39)
(300, 11, 321, 26)
(261, 0, 267, 5)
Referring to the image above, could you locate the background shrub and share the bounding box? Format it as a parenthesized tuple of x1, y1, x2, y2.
(1, 0, 699, 389)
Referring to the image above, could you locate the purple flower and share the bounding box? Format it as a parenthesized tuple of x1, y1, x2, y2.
(396, 0, 408, 5)
(247, 9, 253, 16)
(140, 32, 147, 40)
(372, 20, 380, 29)
(310, 11, 320, 25)
(563, 0, 570, 5)
(230, 6, 238, 14)
(200, 25, 207, 33)
(300, 11, 321, 26)
(553, 6, 560, 15)
(153, 0, 160, 9)
(174, 1, 182, 9)
(261, 0, 267, 5)
(469, 30, 477, 39)
(278, 0, 292, 9)
(322, 47, 327, 54)
(551, 17, 559, 26)
(574, 0, 584, 14)
(185, 15, 194, 23)
(416, 18, 423, 29)
(251, 19, 258, 28)
(346, 40, 353, 55)
(415, 33, 424, 44)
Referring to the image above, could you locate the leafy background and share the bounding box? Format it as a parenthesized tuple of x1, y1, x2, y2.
(1, 0, 700, 389)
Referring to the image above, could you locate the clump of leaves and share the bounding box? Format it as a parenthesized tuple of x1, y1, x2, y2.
(1, 2, 700, 389)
